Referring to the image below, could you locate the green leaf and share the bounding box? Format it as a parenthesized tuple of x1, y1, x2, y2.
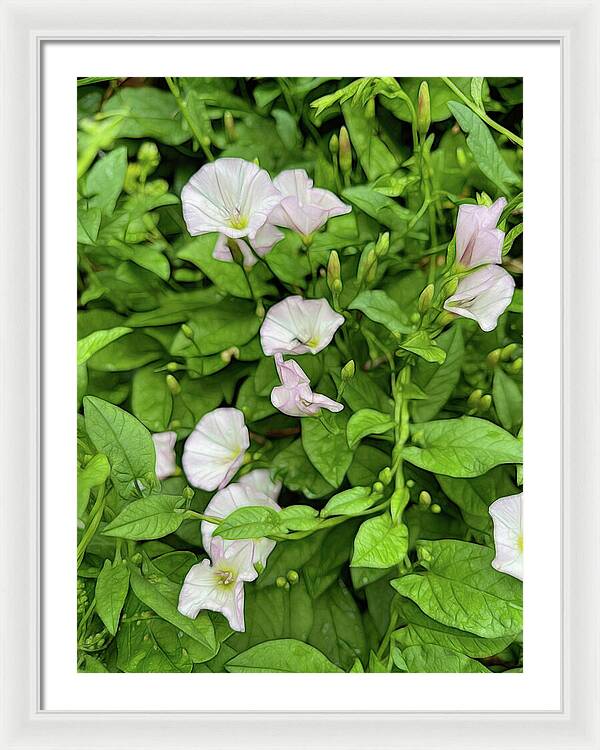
(351, 513, 409, 568)
(349, 290, 412, 336)
(309, 581, 367, 670)
(128, 566, 217, 654)
(85, 331, 163, 372)
(77, 327, 133, 366)
(103, 495, 186, 540)
(225, 639, 343, 673)
(278, 505, 320, 532)
(342, 186, 412, 231)
(116, 607, 193, 673)
(400, 644, 490, 673)
(103, 87, 189, 145)
(448, 101, 520, 194)
(272, 439, 335, 499)
(84, 396, 156, 498)
(492, 368, 522, 432)
(131, 366, 173, 433)
(77, 453, 110, 518)
(399, 331, 446, 364)
(333, 368, 392, 413)
(346, 408, 395, 448)
(503, 223, 523, 255)
(82, 146, 127, 215)
(391, 539, 523, 638)
(302, 411, 354, 488)
(215, 506, 283, 540)
(95, 560, 130, 635)
(77, 206, 101, 245)
(403, 416, 522, 477)
(412, 326, 464, 422)
(321, 486, 377, 518)
(342, 101, 398, 180)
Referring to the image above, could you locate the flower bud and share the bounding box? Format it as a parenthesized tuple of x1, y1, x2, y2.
(419, 490, 431, 507)
(508, 357, 523, 374)
(339, 126, 352, 175)
(224, 111, 236, 142)
(418, 283, 435, 313)
(444, 277, 459, 296)
(329, 133, 339, 156)
(374, 232, 390, 258)
(182, 486, 194, 501)
(138, 141, 160, 172)
(372, 481, 384, 494)
(275, 576, 287, 588)
(168, 419, 181, 430)
(486, 348, 502, 367)
(255, 300, 265, 319)
(131, 553, 143, 565)
(456, 147, 468, 169)
(501, 343, 518, 361)
(409, 312, 421, 324)
(418, 546, 432, 562)
(365, 98, 376, 121)
(478, 394, 492, 412)
(341, 360, 355, 381)
(467, 389, 483, 409)
(166, 374, 181, 395)
(327, 250, 341, 289)
(166, 361, 179, 372)
(406, 479, 415, 489)
(430, 503, 441, 514)
(287, 570, 299, 585)
(378, 467, 392, 485)
(331, 279, 343, 294)
(417, 81, 431, 137)
(181, 323, 194, 339)
(220, 346, 239, 364)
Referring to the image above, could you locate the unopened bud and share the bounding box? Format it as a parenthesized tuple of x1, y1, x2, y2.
(329, 133, 339, 156)
(255, 300, 265, 319)
(419, 490, 431, 507)
(417, 81, 431, 137)
(406, 479, 415, 489)
(332, 278, 343, 294)
(166, 374, 181, 395)
(275, 576, 287, 588)
(467, 389, 483, 409)
(487, 348, 502, 367)
(444, 277, 459, 296)
(341, 360, 355, 381)
(365, 98, 376, 121)
(224, 111, 236, 142)
(508, 357, 523, 374)
(501, 343, 518, 361)
(372, 481, 384, 494)
(182, 486, 194, 501)
(339, 126, 352, 175)
(131, 552, 143, 565)
(181, 323, 194, 339)
(418, 283, 435, 313)
(478, 394, 492, 412)
(430, 503, 441, 514)
(220, 346, 239, 364)
(374, 232, 390, 258)
(137, 141, 160, 171)
(166, 361, 179, 372)
(327, 250, 341, 289)
(287, 570, 299, 584)
(456, 147, 468, 169)
(378, 467, 392, 485)
(410, 312, 421, 325)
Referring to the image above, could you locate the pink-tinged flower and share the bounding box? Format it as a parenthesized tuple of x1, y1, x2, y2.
(212, 221, 284, 267)
(489, 492, 523, 581)
(178, 539, 257, 632)
(444, 265, 515, 332)
(455, 198, 507, 268)
(181, 157, 282, 241)
(201, 480, 281, 568)
(269, 169, 351, 238)
(271, 354, 343, 417)
(238, 468, 282, 503)
(260, 295, 345, 355)
(152, 431, 177, 481)
(182, 408, 249, 491)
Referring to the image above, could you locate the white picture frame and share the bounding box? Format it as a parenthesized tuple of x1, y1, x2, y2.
(1, 0, 599, 747)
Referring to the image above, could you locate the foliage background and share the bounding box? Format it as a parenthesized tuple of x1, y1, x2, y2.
(77, 76, 523, 674)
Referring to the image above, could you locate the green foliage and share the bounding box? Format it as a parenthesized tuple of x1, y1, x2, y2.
(77, 76, 523, 674)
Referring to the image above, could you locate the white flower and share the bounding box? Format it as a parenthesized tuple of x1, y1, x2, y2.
(152, 431, 177, 481)
(182, 408, 249, 491)
(455, 198, 507, 268)
(181, 157, 282, 241)
(212, 221, 284, 267)
(260, 295, 345, 356)
(444, 265, 515, 332)
(269, 169, 351, 237)
(271, 354, 344, 417)
(201, 479, 281, 568)
(489, 492, 523, 581)
(178, 539, 257, 632)
(237, 468, 282, 502)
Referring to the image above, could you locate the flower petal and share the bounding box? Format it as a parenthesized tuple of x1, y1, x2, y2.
(489, 492, 523, 581)
(444, 265, 515, 332)
(152, 431, 177, 481)
(260, 296, 345, 355)
(455, 198, 507, 267)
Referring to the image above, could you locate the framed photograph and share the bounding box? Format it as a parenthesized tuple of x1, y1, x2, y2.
(1, 1, 599, 748)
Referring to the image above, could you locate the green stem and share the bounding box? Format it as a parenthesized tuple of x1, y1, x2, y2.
(77, 486, 106, 567)
(376, 609, 399, 661)
(165, 76, 214, 161)
(441, 77, 524, 148)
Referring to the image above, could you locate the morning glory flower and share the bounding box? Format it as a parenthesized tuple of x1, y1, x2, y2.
(444, 264, 515, 332)
(271, 354, 344, 417)
(489, 492, 523, 581)
(181, 157, 282, 241)
(269, 169, 351, 238)
(201, 479, 281, 568)
(182, 408, 249, 491)
(238, 468, 282, 503)
(212, 221, 284, 267)
(178, 539, 257, 632)
(260, 295, 345, 355)
(152, 431, 177, 481)
(455, 198, 507, 268)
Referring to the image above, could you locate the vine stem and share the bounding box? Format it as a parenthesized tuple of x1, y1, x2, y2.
(165, 76, 214, 161)
(441, 77, 524, 148)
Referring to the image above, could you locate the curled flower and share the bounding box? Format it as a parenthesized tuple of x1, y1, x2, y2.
(182, 408, 249, 491)
(444, 265, 515, 332)
(201, 479, 281, 568)
(152, 431, 177, 481)
(260, 295, 345, 356)
(271, 354, 343, 417)
(181, 157, 282, 241)
(269, 169, 351, 238)
(178, 539, 257, 632)
(455, 198, 507, 268)
(489, 492, 523, 581)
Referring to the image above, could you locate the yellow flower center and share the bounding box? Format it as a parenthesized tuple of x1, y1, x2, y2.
(517, 533, 524, 553)
(216, 568, 235, 587)
(306, 336, 319, 349)
(229, 214, 249, 230)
